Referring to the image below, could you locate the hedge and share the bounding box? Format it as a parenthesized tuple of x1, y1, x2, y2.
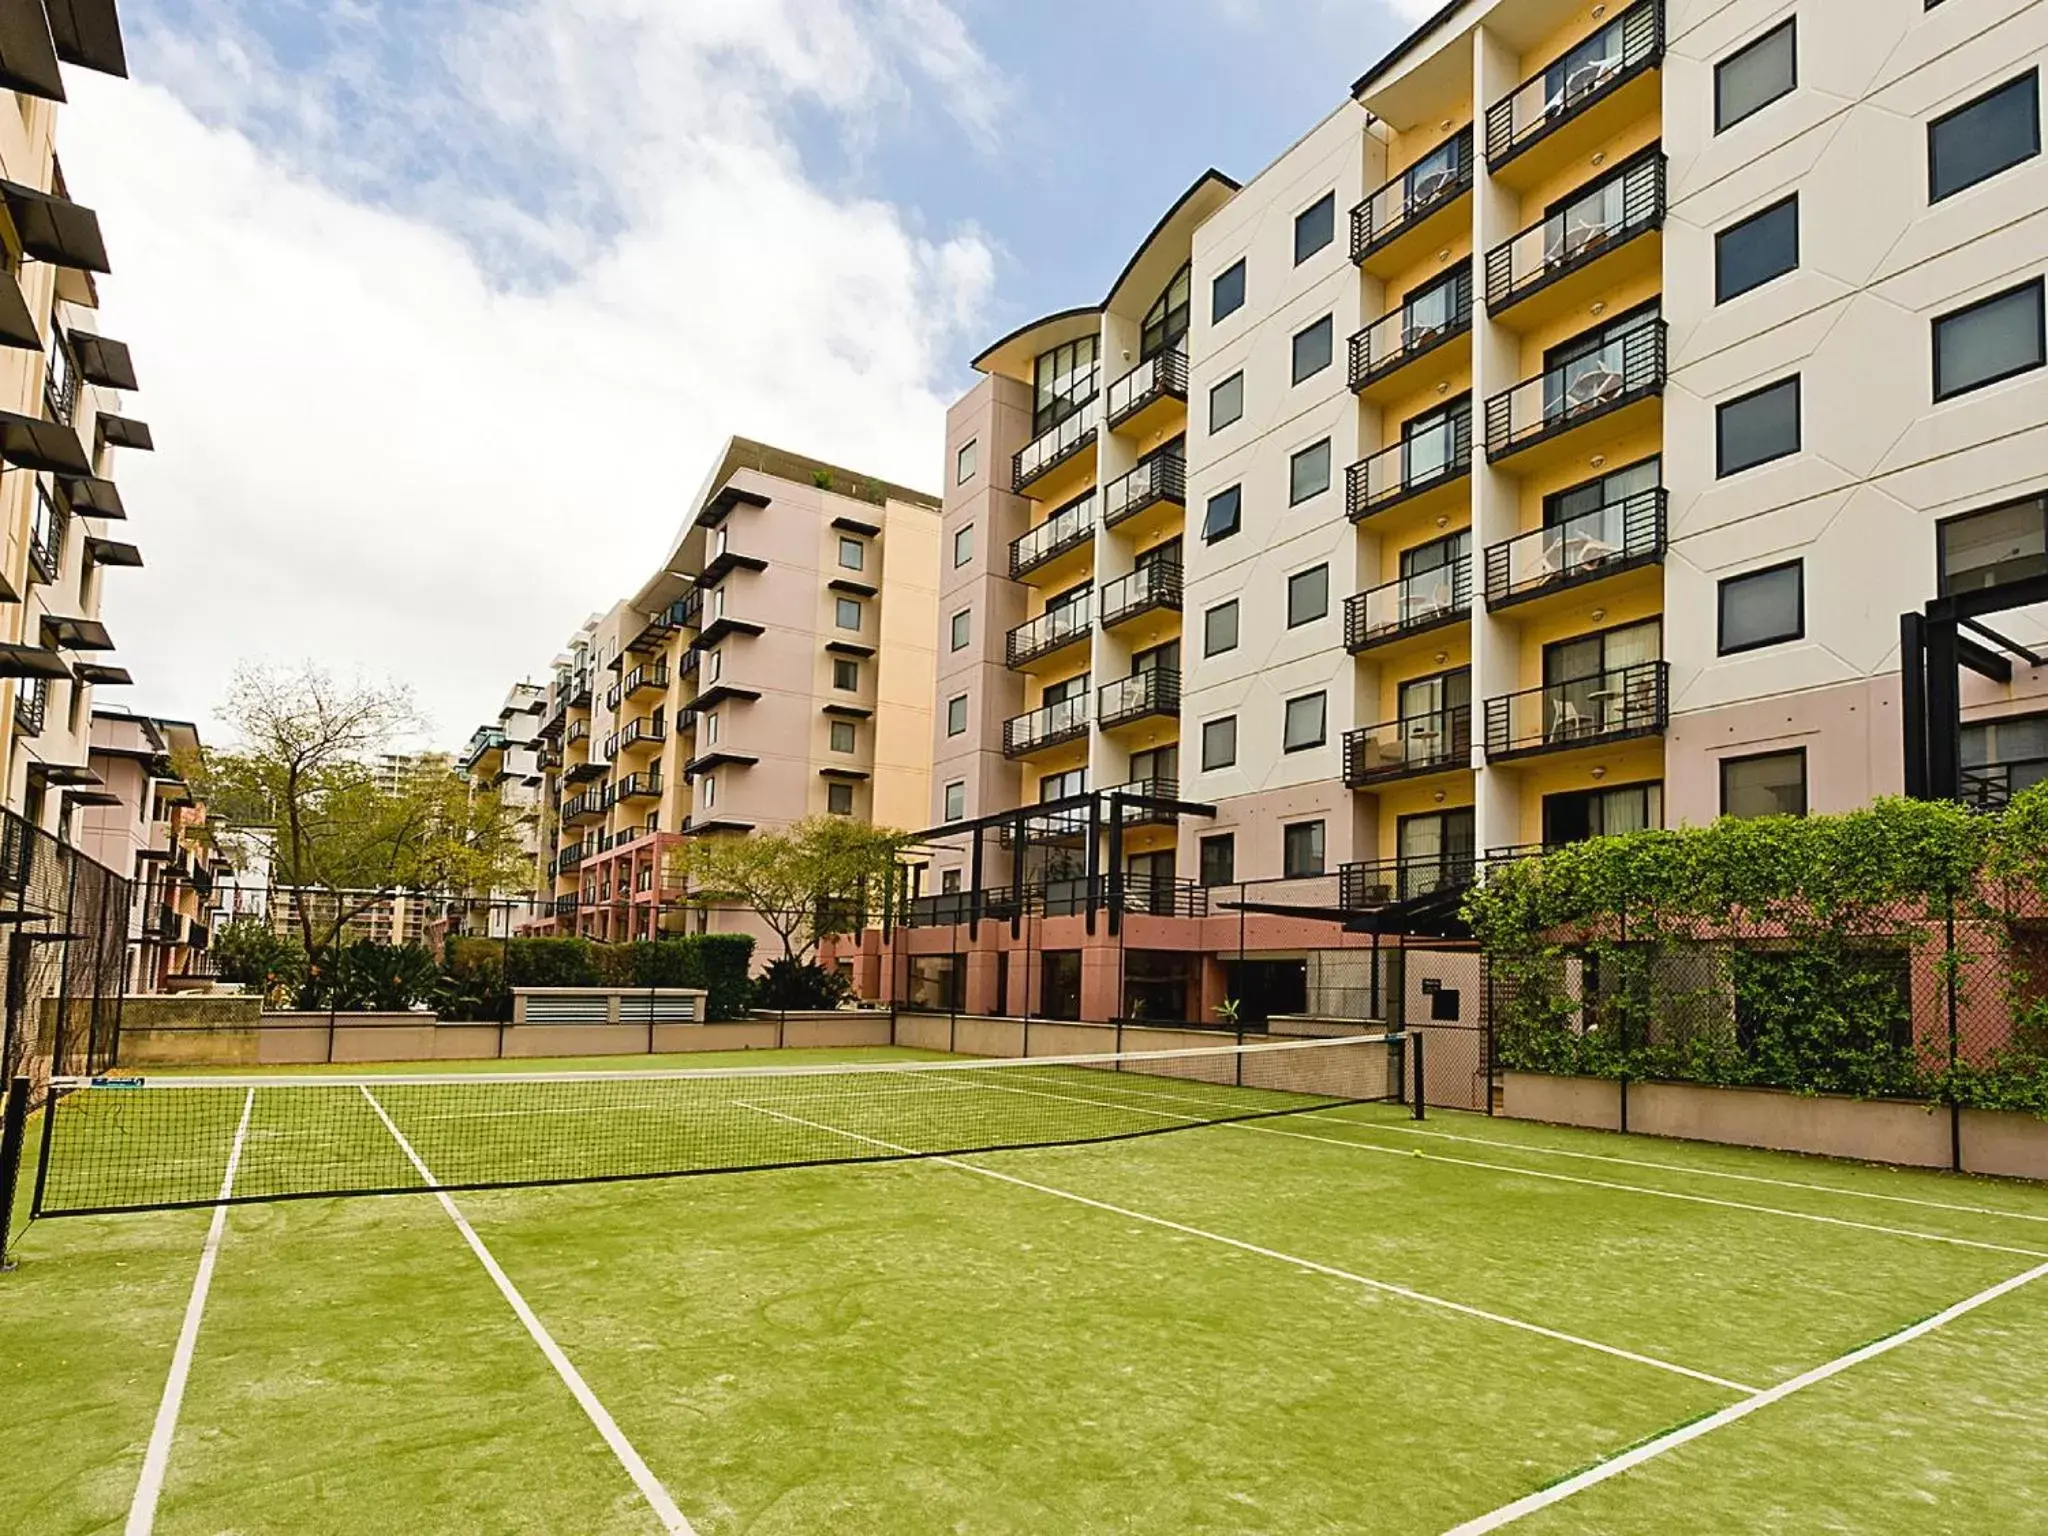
(438, 934, 756, 1021)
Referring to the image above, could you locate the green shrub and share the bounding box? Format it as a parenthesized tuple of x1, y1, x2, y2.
(754, 957, 851, 1010)
(504, 937, 599, 989)
(211, 920, 306, 1003)
(439, 938, 509, 1022)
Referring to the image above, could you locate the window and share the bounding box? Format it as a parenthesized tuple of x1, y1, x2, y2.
(835, 597, 863, 631)
(707, 650, 723, 683)
(1543, 783, 1660, 844)
(1934, 280, 2046, 401)
(1939, 496, 2048, 594)
(838, 536, 865, 571)
(1032, 335, 1099, 436)
(946, 694, 968, 736)
(827, 782, 855, 816)
(1721, 750, 1808, 819)
(1714, 18, 1795, 132)
(1282, 821, 1326, 879)
(1199, 834, 1236, 887)
(830, 720, 856, 753)
(1202, 485, 1242, 543)
(1210, 371, 1244, 432)
(950, 610, 971, 651)
(1212, 259, 1246, 323)
(1291, 315, 1334, 384)
(1294, 192, 1336, 264)
(1039, 951, 1083, 1021)
(1716, 376, 1800, 476)
(943, 780, 965, 822)
(956, 439, 978, 485)
(1142, 262, 1192, 359)
(702, 776, 717, 810)
(1289, 439, 1332, 505)
(1929, 71, 2040, 203)
(1286, 565, 1328, 627)
(1718, 561, 1804, 654)
(953, 523, 974, 568)
(704, 712, 720, 746)
(1283, 692, 1327, 752)
(1715, 195, 1798, 303)
(833, 657, 860, 691)
(1963, 714, 2048, 801)
(1201, 716, 1238, 771)
(941, 869, 962, 895)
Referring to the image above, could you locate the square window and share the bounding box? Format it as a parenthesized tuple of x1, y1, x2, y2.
(1720, 749, 1808, 819)
(1289, 439, 1332, 505)
(830, 720, 857, 753)
(1716, 376, 1801, 477)
(1929, 71, 2040, 203)
(1287, 565, 1328, 627)
(946, 694, 968, 736)
(950, 609, 971, 651)
(835, 597, 863, 631)
(1204, 600, 1239, 657)
(1210, 371, 1244, 432)
(833, 657, 860, 691)
(1282, 820, 1326, 879)
(953, 523, 974, 568)
(838, 536, 865, 571)
(1291, 315, 1334, 384)
(1201, 716, 1238, 771)
(956, 439, 978, 485)
(1714, 18, 1795, 133)
(1938, 496, 2048, 594)
(1718, 561, 1804, 654)
(1294, 192, 1336, 264)
(943, 780, 965, 822)
(941, 869, 961, 895)
(1283, 692, 1327, 752)
(1934, 280, 2046, 401)
(1199, 833, 1236, 887)
(1212, 259, 1246, 322)
(1715, 195, 1798, 303)
(1202, 485, 1243, 543)
(827, 782, 855, 815)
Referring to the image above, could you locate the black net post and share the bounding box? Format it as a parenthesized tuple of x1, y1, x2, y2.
(1945, 883, 1962, 1173)
(1411, 1029, 1427, 1122)
(0, 1074, 29, 1270)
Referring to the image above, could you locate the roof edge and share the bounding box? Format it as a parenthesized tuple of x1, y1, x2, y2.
(1352, 0, 1468, 100)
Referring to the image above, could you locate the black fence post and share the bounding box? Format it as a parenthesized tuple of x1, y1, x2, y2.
(1411, 1030, 1427, 1122)
(0, 1074, 29, 1270)
(1946, 884, 1962, 1173)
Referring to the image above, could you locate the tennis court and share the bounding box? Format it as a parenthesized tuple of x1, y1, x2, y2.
(5, 1035, 2048, 1535)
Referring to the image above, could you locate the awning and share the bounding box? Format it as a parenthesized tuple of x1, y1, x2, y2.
(69, 330, 137, 389)
(27, 760, 100, 787)
(0, 0, 65, 103)
(0, 268, 39, 350)
(84, 535, 140, 568)
(62, 786, 122, 807)
(43, 0, 127, 78)
(59, 474, 123, 518)
(43, 614, 112, 650)
(0, 643, 69, 679)
(97, 412, 151, 451)
(0, 409, 88, 473)
(73, 661, 130, 685)
(0, 179, 110, 271)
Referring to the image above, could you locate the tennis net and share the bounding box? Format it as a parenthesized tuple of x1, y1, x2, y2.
(34, 1033, 1410, 1216)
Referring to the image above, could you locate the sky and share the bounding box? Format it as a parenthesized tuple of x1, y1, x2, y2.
(65, 0, 1434, 750)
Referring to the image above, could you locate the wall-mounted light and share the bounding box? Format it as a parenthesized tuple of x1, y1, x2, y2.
(1590, 765, 1608, 780)
(1591, 608, 1607, 623)
(1434, 651, 1449, 665)
(1436, 515, 1450, 529)
(1592, 3, 1607, 17)
(1433, 789, 1448, 804)
(1590, 300, 1606, 316)
(1441, 119, 1454, 132)
(1590, 150, 1606, 167)
(1438, 247, 1452, 262)
(1437, 380, 1450, 394)
(1590, 454, 1606, 469)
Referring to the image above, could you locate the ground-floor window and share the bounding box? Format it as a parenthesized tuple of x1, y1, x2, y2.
(1221, 958, 1307, 1025)
(906, 953, 964, 1013)
(1039, 950, 1082, 1020)
(1123, 950, 1195, 1024)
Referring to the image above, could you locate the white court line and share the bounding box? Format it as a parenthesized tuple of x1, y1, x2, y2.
(359, 1087, 694, 1536)
(1440, 1256, 2048, 1534)
(127, 1088, 254, 1536)
(740, 1100, 1755, 1395)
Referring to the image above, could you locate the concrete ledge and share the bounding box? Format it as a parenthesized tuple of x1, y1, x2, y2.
(1960, 1108, 2048, 1181)
(1502, 1071, 1623, 1131)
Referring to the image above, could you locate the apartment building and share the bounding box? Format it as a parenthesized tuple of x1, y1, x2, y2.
(912, 0, 2048, 1024)
(519, 438, 941, 949)
(449, 682, 547, 937)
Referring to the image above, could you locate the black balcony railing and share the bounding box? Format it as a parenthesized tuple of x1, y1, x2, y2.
(676, 648, 700, 682)
(1486, 153, 1666, 312)
(1484, 659, 1669, 761)
(902, 874, 1209, 928)
(676, 590, 704, 630)
(1485, 489, 1667, 608)
(1344, 560, 1472, 653)
(1006, 598, 1093, 669)
(604, 681, 623, 711)
(563, 792, 606, 825)
(1352, 126, 1474, 264)
(1339, 854, 1477, 909)
(1010, 492, 1097, 579)
(1105, 347, 1188, 429)
(625, 662, 669, 699)
(567, 671, 593, 709)
(1098, 667, 1180, 730)
(13, 678, 44, 737)
(1961, 758, 2048, 812)
(1347, 405, 1471, 522)
(1104, 776, 1180, 827)
(1350, 268, 1472, 392)
(1100, 561, 1182, 630)
(618, 717, 667, 753)
(1012, 387, 1099, 493)
(27, 497, 63, 584)
(1344, 706, 1472, 788)
(1003, 695, 1092, 758)
(1103, 452, 1186, 530)
(1484, 319, 1666, 461)
(617, 772, 662, 802)
(1485, 0, 1664, 169)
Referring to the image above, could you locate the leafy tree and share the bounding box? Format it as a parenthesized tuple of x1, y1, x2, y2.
(210, 918, 306, 1004)
(669, 816, 912, 963)
(755, 956, 853, 1010)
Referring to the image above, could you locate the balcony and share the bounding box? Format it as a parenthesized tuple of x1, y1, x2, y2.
(1962, 759, 2048, 812)
(1352, 127, 1474, 271)
(13, 679, 43, 737)
(1486, 153, 1666, 322)
(1347, 405, 1471, 524)
(565, 719, 591, 747)
(1010, 492, 1097, 581)
(1344, 707, 1472, 789)
(1003, 695, 1092, 759)
(1006, 598, 1092, 670)
(1102, 452, 1186, 532)
(1339, 854, 1476, 910)
(625, 662, 668, 700)
(1483, 660, 1669, 763)
(604, 680, 623, 712)
(675, 590, 704, 630)
(1349, 269, 1473, 399)
(566, 672, 593, 709)
(1485, 490, 1667, 611)
(1098, 667, 1180, 732)
(1485, 0, 1663, 180)
(616, 716, 667, 754)
(1484, 320, 1665, 465)
(1105, 776, 1180, 829)
(1100, 560, 1182, 632)
(1345, 562, 1472, 654)
(903, 874, 1209, 927)
(676, 648, 700, 683)
(563, 792, 606, 826)
(1105, 348, 1188, 436)
(1012, 390, 1099, 495)
(616, 772, 662, 803)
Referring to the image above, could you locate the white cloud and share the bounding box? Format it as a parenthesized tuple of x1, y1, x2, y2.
(58, 0, 1000, 748)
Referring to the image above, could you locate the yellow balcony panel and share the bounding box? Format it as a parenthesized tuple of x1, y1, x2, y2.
(1484, 659, 1668, 767)
(1484, 322, 1664, 475)
(1485, 0, 1664, 194)
(1104, 348, 1188, 441)
(1348, 402, 1472, 525)
(1351, 273, 1474, 405)
(1485, 489, 1667, 620)
(1486, 154, 1665, 335)
(1353, 126, 1475, 281)
(1102, 451, 1186, 544)
(1345, 563, 1473, 658)
(1099, 560, 1182, 637)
